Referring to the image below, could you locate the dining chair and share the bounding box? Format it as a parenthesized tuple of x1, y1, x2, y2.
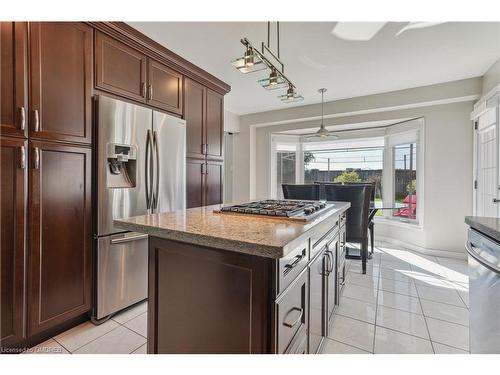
(316, 181, 375, 256)
(282, 184, 320, 200)
(324, 184, 373, 274)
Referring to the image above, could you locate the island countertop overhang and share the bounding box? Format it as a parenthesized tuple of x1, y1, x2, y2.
(113, 201, 350, 259)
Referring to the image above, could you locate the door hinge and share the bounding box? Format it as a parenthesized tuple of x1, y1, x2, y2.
(474, 121, 478, 130)
(474, 180, 478, 189)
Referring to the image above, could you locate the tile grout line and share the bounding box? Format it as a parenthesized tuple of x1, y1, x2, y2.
(325, 337, 371, 354)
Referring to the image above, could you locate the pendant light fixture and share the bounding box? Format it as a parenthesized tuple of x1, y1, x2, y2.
(231, 22, 303, 103)
(306, 88, 338, 140)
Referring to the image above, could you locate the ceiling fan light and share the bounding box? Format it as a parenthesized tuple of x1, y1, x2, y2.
(269, 69, 278, 85)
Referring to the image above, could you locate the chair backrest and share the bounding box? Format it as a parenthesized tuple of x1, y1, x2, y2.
(316, 181, 375, 201)
(282, 184, 320, 200)
(324, 184, 372, 242)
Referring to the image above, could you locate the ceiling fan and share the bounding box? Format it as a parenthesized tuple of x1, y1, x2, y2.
(304, 88, 339, 141)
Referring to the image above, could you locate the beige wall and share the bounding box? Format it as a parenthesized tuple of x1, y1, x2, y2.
(231, 78, 482, 255)
(482, 59, 500, 95)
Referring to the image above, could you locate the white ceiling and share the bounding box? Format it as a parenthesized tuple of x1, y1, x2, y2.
(128, 22, 500, 115)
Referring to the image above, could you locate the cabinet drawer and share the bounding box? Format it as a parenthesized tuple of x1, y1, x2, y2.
(275, 269, 308, 354)
(285, 325, 308, 354)
(278, 241, 309, 295)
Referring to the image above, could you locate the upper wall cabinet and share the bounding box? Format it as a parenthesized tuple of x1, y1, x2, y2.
(184, 78, 223, 161)
(0, 22, 28, 138)
(29, 22, 93, 144)
(147, 59, 183, 115)
(95, 31, 147, 103)
(95, 31, 183, 115)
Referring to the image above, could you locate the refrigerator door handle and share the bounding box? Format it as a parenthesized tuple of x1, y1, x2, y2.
(145, 129, 153, 210)
(153, 130, 160, 210)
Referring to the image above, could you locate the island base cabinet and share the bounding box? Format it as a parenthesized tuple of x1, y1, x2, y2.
(148, 237, 272, 354)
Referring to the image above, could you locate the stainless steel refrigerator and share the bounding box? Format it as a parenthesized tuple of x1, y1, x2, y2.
(94, 95, 186, 321)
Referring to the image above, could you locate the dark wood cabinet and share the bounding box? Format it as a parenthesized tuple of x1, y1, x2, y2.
(186, 158, 205, 208)
(0, 137, 27, 347)
(186, 158, 223, 208)
(95, 31, 147, 103)
(205, 89, 223, 160)
(184, 78, 205, 159)
(147, 59, 183, 115)
(29, 22, 93, 144)
(184, 79, 224, 161)
(0, 22, 28, 138)
(28, 141, 92, 335)
(205, 160, 223, 206)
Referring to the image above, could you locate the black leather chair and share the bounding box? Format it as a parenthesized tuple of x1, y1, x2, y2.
(324, 184, 373, 274)
(282, 184, 320, 200)
(316, 181, 375, 256)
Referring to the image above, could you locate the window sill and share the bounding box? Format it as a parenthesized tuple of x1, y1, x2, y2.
(373, 216, 423, 231)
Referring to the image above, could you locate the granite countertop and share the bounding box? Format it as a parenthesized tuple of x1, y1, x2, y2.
(114, 202, 350, 258)
(465, 216, 500, 243)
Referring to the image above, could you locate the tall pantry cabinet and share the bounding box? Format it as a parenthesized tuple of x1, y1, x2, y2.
(1, 22, 92, 348)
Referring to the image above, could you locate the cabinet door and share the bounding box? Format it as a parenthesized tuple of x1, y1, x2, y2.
(1, 137, 27, 347)
(205, 89, 223, 160)
(308, 250, 328, 354)
(95, 31, 147, 103)
(28, 141, 92, 335)
(205, 160, 223, 206)
(29, 22, 92, 144)
(184, 78, 205, 159)
(186, 158, 205, 208)
(147, 59, 183, 115)
(0, 22, 28, 138)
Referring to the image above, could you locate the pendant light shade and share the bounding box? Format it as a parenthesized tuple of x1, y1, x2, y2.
(306, 88, 338, 140)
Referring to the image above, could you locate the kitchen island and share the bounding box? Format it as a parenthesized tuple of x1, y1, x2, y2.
(114, 201, 350, 354)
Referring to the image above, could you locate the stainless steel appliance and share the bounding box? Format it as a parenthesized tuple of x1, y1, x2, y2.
(94, 95, 186, 321)
(466, 228, 500, 353)
(216, 200, 331, 222)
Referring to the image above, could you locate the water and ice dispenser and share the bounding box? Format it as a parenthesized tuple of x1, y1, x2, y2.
(106, 143, 137, 188)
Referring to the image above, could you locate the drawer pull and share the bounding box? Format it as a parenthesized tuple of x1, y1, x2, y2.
(284, 252, 305, 275)
(283, 307, 303, 328)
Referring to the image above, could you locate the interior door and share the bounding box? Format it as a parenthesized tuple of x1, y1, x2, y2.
(0, 137, 27, 347)
(475, 107, 499, 217)
(29, 22, 93, 144)
(0, 22, 28, 138)
(29, 141, 92, 334)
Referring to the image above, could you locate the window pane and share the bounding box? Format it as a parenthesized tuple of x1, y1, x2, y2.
(393, 143, 417, 220)
(277, 151, 296, 199)
(304, 146, 383, 201)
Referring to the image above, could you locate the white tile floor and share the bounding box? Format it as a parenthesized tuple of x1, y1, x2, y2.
(24, 242, 470, 354)
(322, 242, 470, 354)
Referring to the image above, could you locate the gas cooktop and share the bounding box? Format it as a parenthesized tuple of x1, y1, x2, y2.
(214, 200, 331, 222)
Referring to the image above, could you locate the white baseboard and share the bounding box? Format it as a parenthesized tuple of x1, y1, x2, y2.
(375, 235, 468, 260)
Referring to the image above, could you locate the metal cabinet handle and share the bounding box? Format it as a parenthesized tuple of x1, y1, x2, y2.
(283, 307, 304, 328)
(152, 130, 160, 210)
(284, 251, 305, 272)
(148, 85, 153, 100)
(493, 198, 500, 203)
(205, 143, 209, 155)
(465, 241, 500, 273)
(141, 82, 146, 98)
(20, 146, 26, 169)
(19, 107, 26, 130)
(33, 110, 39, 132)
(33, 147, 39, 169)
(326, 250, 335, 273)
(145, 130, 153, 209)
(111, 233, 148, 244)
